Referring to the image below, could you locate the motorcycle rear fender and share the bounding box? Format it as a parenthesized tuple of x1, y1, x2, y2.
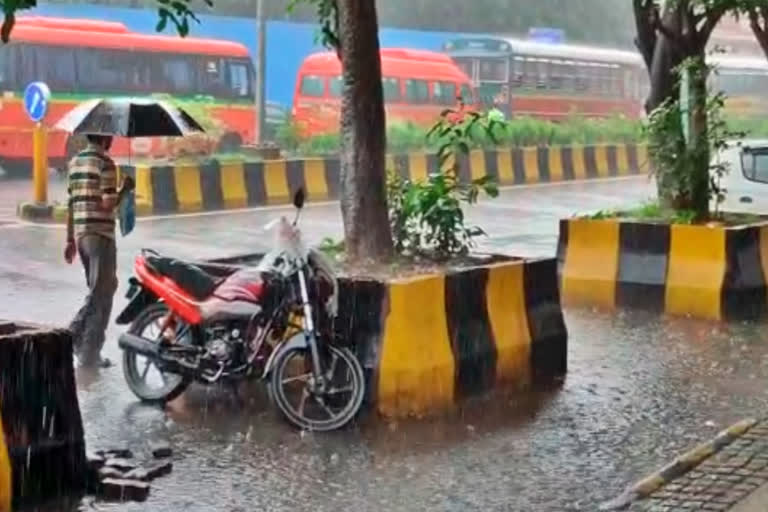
(115, 280, 158, 325)
(262, 332, 308, 379)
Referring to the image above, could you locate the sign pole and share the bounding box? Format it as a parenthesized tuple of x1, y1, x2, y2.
(32, 122, 48, 204)
(23, 82, 51, 205)
(254, 0, 266, 145)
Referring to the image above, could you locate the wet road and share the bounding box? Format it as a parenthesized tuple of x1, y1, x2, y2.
(4, 175, 768, 511)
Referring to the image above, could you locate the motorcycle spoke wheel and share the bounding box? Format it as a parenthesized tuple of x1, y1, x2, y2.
(122, 304, 190, 404)
(270, 345, 364, 432)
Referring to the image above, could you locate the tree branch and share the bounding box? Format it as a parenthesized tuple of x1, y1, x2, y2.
(633, 0, 658, 71)
(749, 7, 768, 59)
(695, 6, 729, 50)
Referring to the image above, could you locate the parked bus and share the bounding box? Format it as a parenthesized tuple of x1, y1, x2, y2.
(442, 36, 648, 121)
(710, 54, 768, 118)
(0, 16, 256, 174)
(292, 48, 479, 136)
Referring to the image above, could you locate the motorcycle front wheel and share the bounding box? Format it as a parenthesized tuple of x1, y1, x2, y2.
(122, 303, 191, 404)
(269, 345, 365, 432)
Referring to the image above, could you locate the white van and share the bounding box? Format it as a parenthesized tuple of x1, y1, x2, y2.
(714, 139, 768, 215)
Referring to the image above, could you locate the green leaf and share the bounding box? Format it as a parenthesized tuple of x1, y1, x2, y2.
(155, 10, 169, 32)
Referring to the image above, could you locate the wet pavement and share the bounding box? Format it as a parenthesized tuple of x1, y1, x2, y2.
(4, 175, 768, 511)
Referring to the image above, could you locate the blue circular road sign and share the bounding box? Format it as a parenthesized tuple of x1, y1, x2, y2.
(23, 82, 51, 123)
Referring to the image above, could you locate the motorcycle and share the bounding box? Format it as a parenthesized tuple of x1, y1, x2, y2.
(116, 189, 365, 431)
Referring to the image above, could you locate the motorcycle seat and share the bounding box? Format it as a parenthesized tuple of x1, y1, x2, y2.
(145, 255, 220, 301)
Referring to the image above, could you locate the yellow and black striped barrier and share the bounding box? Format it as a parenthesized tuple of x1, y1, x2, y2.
(558, 219, 768, 321)
(118, 143, 648, 217)
(334, 257, 567, 418)
(0, 324, 87, 508)
(206, 254, 568, 418)
(0, 406, 10, 512)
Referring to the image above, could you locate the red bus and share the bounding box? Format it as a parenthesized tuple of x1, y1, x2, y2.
(0, 16, 256, 174)
(292, 48, 479, 136)
(443, 36, 648, 120)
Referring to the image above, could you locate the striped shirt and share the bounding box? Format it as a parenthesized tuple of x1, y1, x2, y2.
(68, 144, 118, 240)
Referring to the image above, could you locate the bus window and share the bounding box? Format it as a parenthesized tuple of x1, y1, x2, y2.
(453, 57, 474, 80)
(300, 75, 325, 97)
(77, 48, 127, 92)
(227, 60, 251, 98)
(382, 77, 400, 103)
(199, 58, 226, 96)
(433, 81, 457, 105)
(561, 61, 576, 91)
(550, 60, 564, 90)
(35, 46, 77, 90)
(460, 84, 473, 104)
(405, 79, 429, 104)
(574, 62, 588, 91)
(511, 57, 524, 87)
(478, 58, 508, 83)
(329, 76, 343, 98)
(162, 56, 197, 95)
(537, 59, 548, 89)
(523, 58, 537, 88)
(0, 45, 13, 88)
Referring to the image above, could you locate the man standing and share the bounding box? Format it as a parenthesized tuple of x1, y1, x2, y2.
(65, 134, 134, 368)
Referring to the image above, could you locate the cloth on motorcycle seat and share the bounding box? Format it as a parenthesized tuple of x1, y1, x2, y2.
(145, 255, 219, 301)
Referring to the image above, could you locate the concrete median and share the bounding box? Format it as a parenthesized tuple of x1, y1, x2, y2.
(0, 322, 86, 508)
(208, 255, 568, 418)
(558, 219, 768, 321)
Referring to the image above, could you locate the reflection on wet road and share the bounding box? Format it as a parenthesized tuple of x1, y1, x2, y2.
(6, 176, 768, 511)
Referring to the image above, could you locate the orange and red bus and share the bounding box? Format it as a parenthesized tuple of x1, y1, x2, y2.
(0, 16, 256, 174)
(292, 48, 479, 136)
(442, 36, 648, 121)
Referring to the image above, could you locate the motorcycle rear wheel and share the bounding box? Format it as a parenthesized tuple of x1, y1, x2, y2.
(122, 303, 191, 404)
(269, 345, 364, 432)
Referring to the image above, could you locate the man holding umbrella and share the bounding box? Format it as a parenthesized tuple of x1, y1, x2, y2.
(65, 134, 134, 368)
(56, 98, 206, 368)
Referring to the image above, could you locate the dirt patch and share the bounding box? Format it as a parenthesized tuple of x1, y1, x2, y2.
(334, 253, 519, 281)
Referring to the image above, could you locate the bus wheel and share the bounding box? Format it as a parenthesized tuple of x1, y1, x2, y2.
(218, 133, 242, 153)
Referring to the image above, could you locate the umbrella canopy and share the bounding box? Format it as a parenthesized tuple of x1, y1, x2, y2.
(54, 98, 205, 137)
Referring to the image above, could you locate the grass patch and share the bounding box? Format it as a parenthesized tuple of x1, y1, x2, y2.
(582, 200, 764, 226)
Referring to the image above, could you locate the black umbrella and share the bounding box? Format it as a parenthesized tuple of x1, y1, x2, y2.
(54, 98, 205, 137)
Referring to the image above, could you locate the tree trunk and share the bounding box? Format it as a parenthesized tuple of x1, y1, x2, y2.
(646, 2, 684, 112)
(336, 0, 394, 263)
(689, 55, 710, 220)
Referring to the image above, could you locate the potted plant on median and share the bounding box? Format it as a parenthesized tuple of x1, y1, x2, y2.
(305, 109, 568, 418)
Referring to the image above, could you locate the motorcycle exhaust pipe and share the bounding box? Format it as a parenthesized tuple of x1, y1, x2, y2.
(118, 333, 160, 358)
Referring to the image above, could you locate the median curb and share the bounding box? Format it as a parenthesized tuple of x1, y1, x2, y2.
(599, 418, 758, 510)
(205, 254, 568, 418)
(16, 143, 648, 222)
(557, 219, 768, 321)
(121, 144, 647, 216)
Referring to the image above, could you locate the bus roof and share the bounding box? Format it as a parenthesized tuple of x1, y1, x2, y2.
(444, 36, 643, 66)
(711, 54, 768, 71)
(9, 17, 250, 58)
(300, 48, 471, 81)
(15, 16, 130, 33)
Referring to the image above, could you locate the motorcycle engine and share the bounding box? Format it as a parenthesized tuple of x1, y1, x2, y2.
(204, 326, 243, 363)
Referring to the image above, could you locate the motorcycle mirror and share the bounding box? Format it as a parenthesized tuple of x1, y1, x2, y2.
(292, 188, 305, 210)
